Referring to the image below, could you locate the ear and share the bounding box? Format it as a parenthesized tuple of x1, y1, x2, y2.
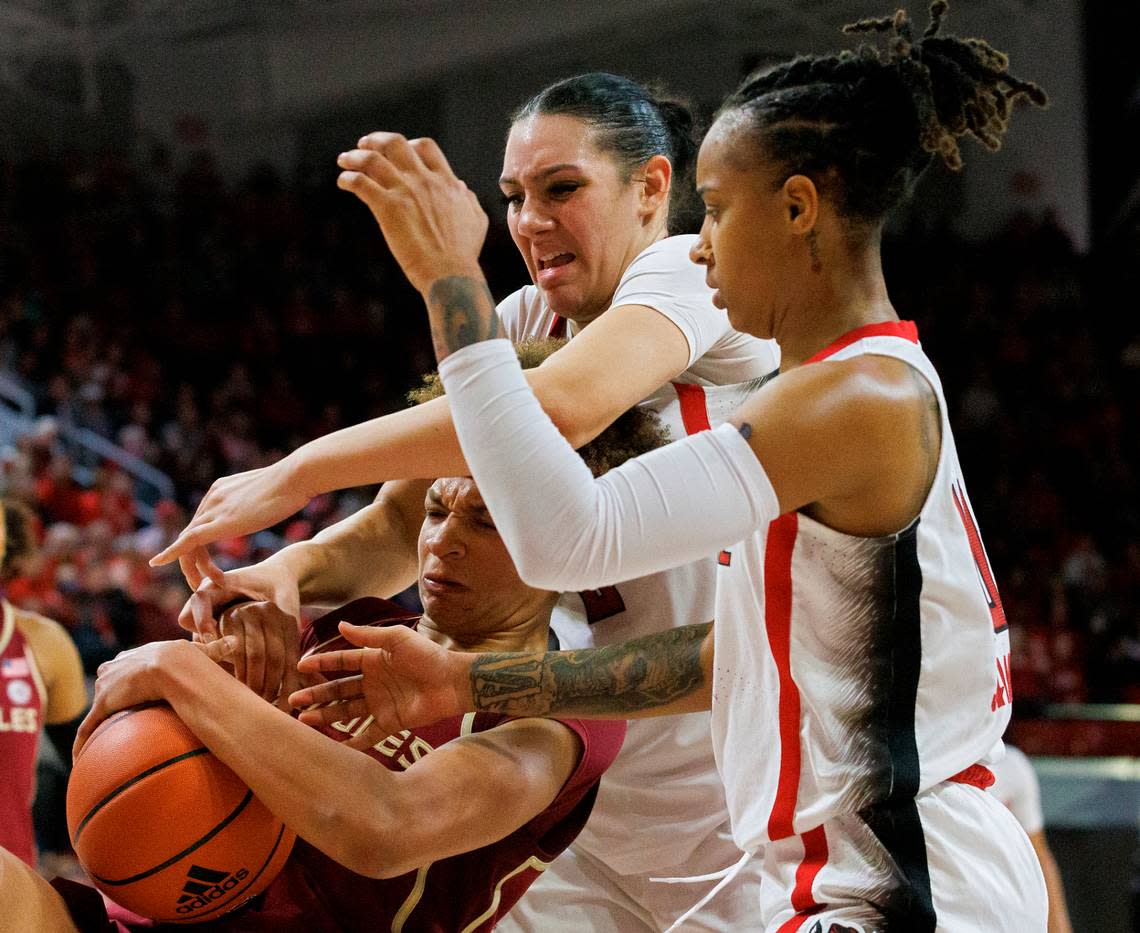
(782, 174, 819, 235)
(638, 154, 672, 220)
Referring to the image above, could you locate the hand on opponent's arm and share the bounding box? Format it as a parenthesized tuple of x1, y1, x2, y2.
(290, 620, 714, 738)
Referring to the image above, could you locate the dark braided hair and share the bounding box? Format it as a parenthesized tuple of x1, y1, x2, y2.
(513, 73, 701, 233)
(720, 1, 1048, 224)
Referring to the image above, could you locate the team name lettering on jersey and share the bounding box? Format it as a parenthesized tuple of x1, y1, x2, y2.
(0, 707, 37, 732)
(991, 652, 1013, 712)
(371, 729, 434, 768)
(329, 717, 435, 769)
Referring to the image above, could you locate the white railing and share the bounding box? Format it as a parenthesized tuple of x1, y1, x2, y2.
(0, 368, 175, 524)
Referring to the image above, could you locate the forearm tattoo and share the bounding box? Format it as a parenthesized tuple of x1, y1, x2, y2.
(425, 276, 500, 360)
(469, 622, 711, 717)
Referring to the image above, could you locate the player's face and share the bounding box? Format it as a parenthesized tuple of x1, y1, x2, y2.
(689, 112, 793, 339)
(501, 113, 650, 325)
(417, 478, 553, 637)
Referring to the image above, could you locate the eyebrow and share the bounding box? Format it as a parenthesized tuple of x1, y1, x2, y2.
(425, 488, 490, 519)
(499, 163, 582, 188)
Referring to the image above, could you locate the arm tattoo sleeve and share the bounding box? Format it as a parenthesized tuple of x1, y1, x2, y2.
(425, 275, 501, 361)
(469, 622, 712, 717)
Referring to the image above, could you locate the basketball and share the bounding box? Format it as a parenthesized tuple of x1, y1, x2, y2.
(66, 703, 295, 924)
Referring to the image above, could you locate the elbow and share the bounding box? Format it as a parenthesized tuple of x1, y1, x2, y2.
(513, 550, 574, 593)
(529, 376, 601, 449)
(332, 813, 422, 880)
(545, 402, 595, 450)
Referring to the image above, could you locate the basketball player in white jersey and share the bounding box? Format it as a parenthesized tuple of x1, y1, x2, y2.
(158, 74, 776, 931)
(291, 4, 1054, 930)
(989, 745, 1073, 933)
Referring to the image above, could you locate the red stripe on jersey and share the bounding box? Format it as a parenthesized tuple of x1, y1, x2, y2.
(672, 382, 712, 435)
(776, 825, 830, 932)
(950, 482, 1008, 634)
(775, 904, 825, 933)
(547, 315, 567, 339)
(948, 763, 995, 790)
(765, 512, 801, 841)
(803, 320, 919, 365)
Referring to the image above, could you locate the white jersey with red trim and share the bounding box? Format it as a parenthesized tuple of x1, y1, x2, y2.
(711, 321, 1013, 855)
(496, 238, 778, 873)
(989, 744, 1044, 835)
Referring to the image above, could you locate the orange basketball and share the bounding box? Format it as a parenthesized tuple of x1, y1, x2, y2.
(66, 703, 295, 924)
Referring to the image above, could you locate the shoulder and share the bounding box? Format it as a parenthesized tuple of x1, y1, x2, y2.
(764, 354, 933, 433)
(495, 284, 549, 340)
(470, 714, 624, 779)
(12, 607, 75, 662)
(614, 236, 704, 297)
(625, 235, 699, 272)
(992, 744, 1037, 792)
(548, 716, 626, 779)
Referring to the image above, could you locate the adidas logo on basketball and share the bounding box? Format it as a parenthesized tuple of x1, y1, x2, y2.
(175, 864, 250, 914)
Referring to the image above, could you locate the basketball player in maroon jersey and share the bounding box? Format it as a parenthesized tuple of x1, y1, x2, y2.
(0, 400, 658, 931)
(0, 500, 87, 870)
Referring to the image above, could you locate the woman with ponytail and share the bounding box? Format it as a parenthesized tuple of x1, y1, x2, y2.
(293, 4, 1053, 929)
(158, 73, 775, 930)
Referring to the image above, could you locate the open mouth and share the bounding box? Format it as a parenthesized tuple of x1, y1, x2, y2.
(537, 251, 575, 271)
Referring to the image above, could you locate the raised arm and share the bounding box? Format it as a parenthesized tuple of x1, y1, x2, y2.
(152, 130, 694, 575)
(74, 639, 596, 879)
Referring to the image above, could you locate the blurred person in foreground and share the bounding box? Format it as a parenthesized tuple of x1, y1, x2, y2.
(989, 744, 1073, 933)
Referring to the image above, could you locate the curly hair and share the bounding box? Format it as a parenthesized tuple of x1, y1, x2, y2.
(719, 1, 1048, 223)
(407, 338, 671, 476)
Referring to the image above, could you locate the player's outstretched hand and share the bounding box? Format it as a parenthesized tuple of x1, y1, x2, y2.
(290, 622, 471, 750)
(149, 460, 310, 573)
(337, 133, 488, 295)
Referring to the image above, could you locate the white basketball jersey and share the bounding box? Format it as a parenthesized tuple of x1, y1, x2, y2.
(711, 321, 1012, 854)
(496, 245, 779, 872)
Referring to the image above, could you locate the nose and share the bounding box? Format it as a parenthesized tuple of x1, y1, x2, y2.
(690, 220, 712, 266)
(425, 517, 466, 559)
(516, 196, 555, 239)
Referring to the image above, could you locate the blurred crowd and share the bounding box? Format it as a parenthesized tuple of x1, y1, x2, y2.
(0, 146, 1136, 709)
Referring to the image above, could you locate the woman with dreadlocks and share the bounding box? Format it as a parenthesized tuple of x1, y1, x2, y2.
(292, 3, 1051, 930)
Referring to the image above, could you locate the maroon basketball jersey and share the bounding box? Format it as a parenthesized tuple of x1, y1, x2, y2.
(0, 600, 46, 866)
(85, 597, 625, 932)
(278, 598, 626, 932)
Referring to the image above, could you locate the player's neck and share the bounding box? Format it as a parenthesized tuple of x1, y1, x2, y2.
(418, 604, 555, 655)
(777, 244, 895, 371)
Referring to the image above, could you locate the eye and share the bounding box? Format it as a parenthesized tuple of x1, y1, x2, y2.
(500, 192, 522, 209)
(425, 507, 446, 520)
(548, 182, 579, 198)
